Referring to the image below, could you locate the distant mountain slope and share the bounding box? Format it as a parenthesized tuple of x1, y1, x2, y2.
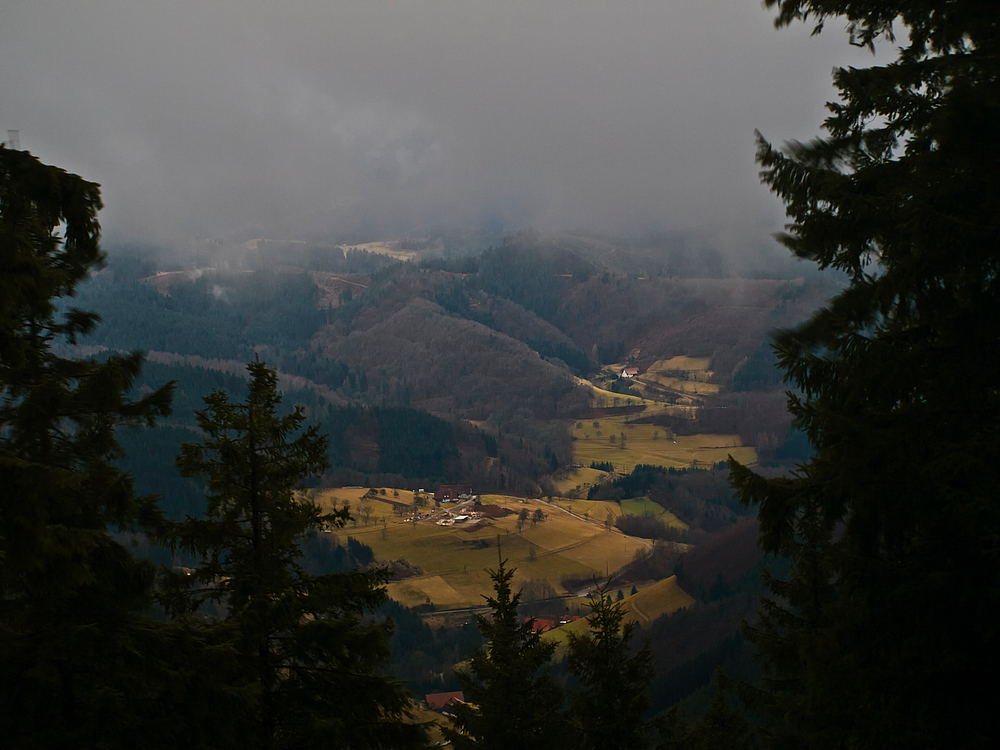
(315, 296, 588, 421)
(81, 235, 839, 486)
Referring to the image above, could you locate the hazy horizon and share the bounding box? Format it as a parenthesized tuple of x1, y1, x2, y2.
(1, 1, 884, 249)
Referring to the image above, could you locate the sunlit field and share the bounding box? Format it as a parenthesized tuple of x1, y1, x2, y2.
(543, 575, 696, 649)
(570, 418, 756, 473)
(648, 356, 712, 373)
(620, 497, 689, 530)
(313, 491, 648, 609)
(640, 372, 720, 396)
(549, 466, 609, 496)
(583, 381, 697, 418)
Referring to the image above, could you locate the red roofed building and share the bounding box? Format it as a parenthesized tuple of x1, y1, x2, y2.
(526, 617, 557, 633)
(620, 367, 639, 378)
(425, 690, 465, 711)
(434, 485, 473, 501)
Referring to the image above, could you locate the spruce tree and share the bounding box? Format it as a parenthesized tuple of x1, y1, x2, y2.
(729, 2, 1000, 748)
(164, 361, 423, 749)
(566, 583, 655, 750)
(445, 556, 563, 750)
(0, 147, 178, 746)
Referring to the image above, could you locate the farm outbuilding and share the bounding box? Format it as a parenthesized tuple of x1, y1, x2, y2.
(434, 484, 473, 501)
(472, 503, 513, 519)
(526, 617, 557, 633)
(425, 691, 465, 711)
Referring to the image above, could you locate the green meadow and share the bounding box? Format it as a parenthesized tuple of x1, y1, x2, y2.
(314, 491, 649, 609)
(570, 418, 756, 473)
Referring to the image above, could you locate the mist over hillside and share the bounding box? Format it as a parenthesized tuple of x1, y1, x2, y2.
(81, 229, 832, 476)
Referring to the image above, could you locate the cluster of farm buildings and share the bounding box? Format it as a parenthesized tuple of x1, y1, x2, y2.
(435, 502, 512, 527)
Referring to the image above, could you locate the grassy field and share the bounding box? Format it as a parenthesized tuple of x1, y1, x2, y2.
(548, 494, 686, 529)
(576, 375, 697, 417)
(312, 487, 428, 524)
(313, 491, 649, 609)
(575, 353, 757, 471)
(570, 417, 756, 473)
(585, 383, 658, 409)
(620, 497, 689, 530)
(639, 372, 720, 396)
(627, 356, 719, 398)
(336, 241, 417, 262)
(408, 704, 451, 744)
(308, 466, 705, 614)
(304, 348, 753, 612)
(648, 356, 712, 372)
(623, 575, 696, 625)
(624, 380, 699, 406)
(543, 575, 695, 648)
(313, 486, 374, 511)
(549, 466, 609, 496)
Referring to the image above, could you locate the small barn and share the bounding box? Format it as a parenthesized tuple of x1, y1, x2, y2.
(526, 617, 558, 633)
(434, 484, 473, 502)
(425, 691, 465, 712)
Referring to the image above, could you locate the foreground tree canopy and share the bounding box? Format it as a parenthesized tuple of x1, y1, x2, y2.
(0, 147, 176, 744)
(446, 557, 563, 750)
(0, 148, 425, 749)
(565, 583, 655, 750)
(730, 1, 1000, 748)
(164, 361, 423, 749)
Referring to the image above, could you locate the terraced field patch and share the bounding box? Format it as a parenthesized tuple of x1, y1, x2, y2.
(648, 356, 712, 372)
(317, 491, 648, 609)
(544, 575, 695, 648)
(620, 497, 689, 530)
(623, 575, 697, 625)
(640, 372, 720, 396)
(570, 418, 756, 472)
(580, 380, 697, 418)
(546, 498, 625, 524)
(550, 466, 608, 496)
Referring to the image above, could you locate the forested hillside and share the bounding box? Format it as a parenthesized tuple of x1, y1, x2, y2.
(75, 231, 836, 497)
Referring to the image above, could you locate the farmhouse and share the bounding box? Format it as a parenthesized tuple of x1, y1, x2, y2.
(434, 484, 473, 501)
(526, 617, 558, 633)
(620, 367, 639, 378)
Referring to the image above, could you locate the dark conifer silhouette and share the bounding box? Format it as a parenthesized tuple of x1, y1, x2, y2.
(0, 146, 179, 746)
(566, 583, 655, 750)
(446, 555, 563, 750)
(164, 361, 424, 749)
(730, 2, 1000, 747)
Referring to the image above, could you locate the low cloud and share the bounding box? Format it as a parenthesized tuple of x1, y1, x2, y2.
(1, 1, 882, 247)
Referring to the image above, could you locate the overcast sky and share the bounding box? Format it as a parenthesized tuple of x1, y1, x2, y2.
(1, 1, 882, 246)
